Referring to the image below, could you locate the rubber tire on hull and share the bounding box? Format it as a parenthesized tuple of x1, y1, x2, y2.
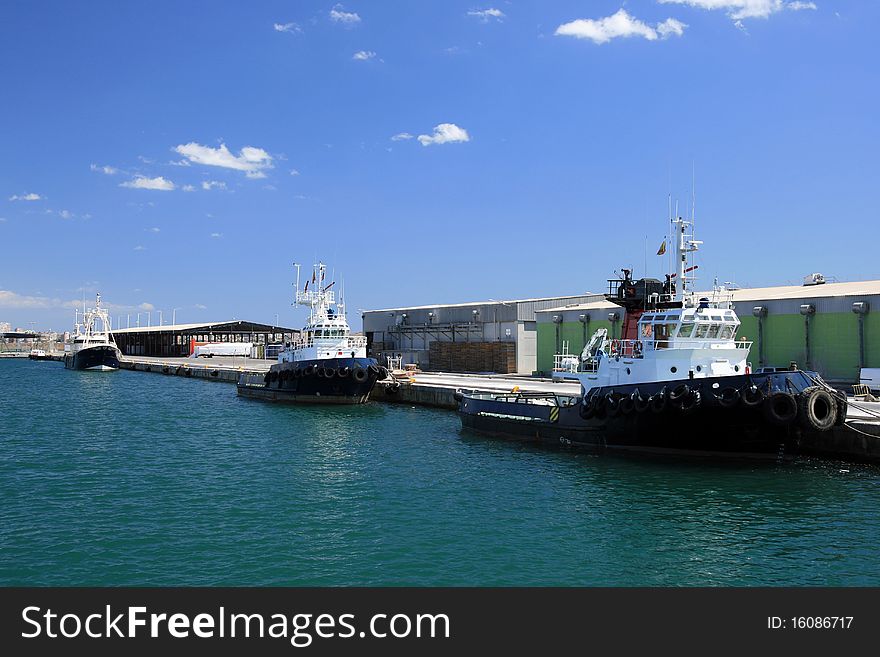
(742, 385, 764, 407)
(580, 394, 599, 420)
(669, 383, 690, 403)
(716, 387, 740, 409)
(834, 394, 848, 427)
(763, 392, 798, 426)
(353, 367, 368, 383)
(678, 390, 702, 413)
(632, 390, 651, 413)
(650, 391, 667, 413)
(605, 393, 621, 418)
(797, 387, 837, 432)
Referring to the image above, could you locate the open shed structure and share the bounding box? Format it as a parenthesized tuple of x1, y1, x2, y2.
(111, 320, 299, 358)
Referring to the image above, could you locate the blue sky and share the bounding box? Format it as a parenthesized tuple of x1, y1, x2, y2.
(1, 1, 877, 331)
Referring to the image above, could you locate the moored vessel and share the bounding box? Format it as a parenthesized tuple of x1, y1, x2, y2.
(28, 349, 53, 361)
(457, 215, 847, 459)
(64, 294, 122, 371)
(237, 262, 386, 404)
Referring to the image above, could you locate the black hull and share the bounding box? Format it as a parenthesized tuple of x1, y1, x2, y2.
(64, 345, 121, 371)
(237, 357, 381, 405)
(458, 371, 843, 460)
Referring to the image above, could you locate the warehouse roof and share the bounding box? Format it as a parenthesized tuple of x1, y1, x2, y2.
(536, 280, 880, 314)
(363, 294, 597, 314)
(111, 320, 296, 335)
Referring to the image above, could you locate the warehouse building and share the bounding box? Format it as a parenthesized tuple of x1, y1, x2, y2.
(362, 294, 602, 374)
(535, 280, 880, 383)
(111, 320, 298, 358)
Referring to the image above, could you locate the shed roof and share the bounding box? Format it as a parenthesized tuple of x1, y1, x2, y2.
(363, 294, 595, 314)
(111, 320, 297, 335)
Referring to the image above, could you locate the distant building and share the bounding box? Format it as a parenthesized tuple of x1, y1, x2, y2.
(362, 294, 602, 374)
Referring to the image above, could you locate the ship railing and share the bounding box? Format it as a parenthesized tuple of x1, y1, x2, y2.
(289, 335, 367, 351)
(608, 338, 752, 358)
(552, 353, 580, 373)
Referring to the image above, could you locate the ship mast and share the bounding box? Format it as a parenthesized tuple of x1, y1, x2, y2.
(294, 262, 337, 326)
(672, 216, 702, 305)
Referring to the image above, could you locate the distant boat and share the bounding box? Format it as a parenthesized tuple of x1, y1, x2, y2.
(64, 293, 122, 371)
(238, 261, 386, 403)
(28, 349, 52, 361)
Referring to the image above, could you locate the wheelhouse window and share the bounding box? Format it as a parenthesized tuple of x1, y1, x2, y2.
(719, 324, 736, 340)
(694, 323, 711, 339)
(640, 322, 653, 338)
(678, 322, 695, 338)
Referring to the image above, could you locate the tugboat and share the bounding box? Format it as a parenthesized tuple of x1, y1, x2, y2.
(457, 216, 847, 459)
(64, 293, 122, 371)
(28, 349, 52, 361)
(237, 262, 386, 404)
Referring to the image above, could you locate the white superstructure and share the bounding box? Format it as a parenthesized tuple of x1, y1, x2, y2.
(278, 262, 367, 363)
(556, 217, 751, 392)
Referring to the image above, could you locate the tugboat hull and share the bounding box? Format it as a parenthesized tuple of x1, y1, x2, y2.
(64, 345, 121, 371)
(237, 357, 382, 405)
(458, 371, 845, 460)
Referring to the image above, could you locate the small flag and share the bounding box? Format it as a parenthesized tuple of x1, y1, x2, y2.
(656, 240, 666, 256)
(312, 270, 316, 284)
(304, 280, 309, 292)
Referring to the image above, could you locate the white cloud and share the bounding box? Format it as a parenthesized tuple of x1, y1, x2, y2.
(0, 217, 7, 222)
(90, 163, 118, 175)
(133, 245, 146, 251)
(289, 169, 300, 176)
(274, 22, 302, 34)
(417, 123, 471, 146)
(210, 232, 223, 238)
(182, 184, 196, 192)
(658, 1, 816, 20)
(139, 302, 154, 311)
(391, 132, 413, 141)
(467, 8, 505, 22)
(173, 142, 273, 179)
(787, 1, 817, 10)
(330, 4, 360, 24)
(168, 159, 191, 167)
(120, 175, 175, 191)
(202, 180, 227, 191)
(0, 290, 55, 309)
(149, 227, 160, 233)
(195, 304, 207, 310)
(9, 193, 42, 201)
(0, 290, 98, 310)
(555, 9, 686, 44)
(657, 17, 688, 38)
(353, 50, 377, 61)
(58, 209, 74, 219)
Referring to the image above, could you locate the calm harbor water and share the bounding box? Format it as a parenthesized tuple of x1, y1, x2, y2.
(2, 358, 879, 586)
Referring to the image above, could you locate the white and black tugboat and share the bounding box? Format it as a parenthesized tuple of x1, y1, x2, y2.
(237, 262, 386, 404)
(64, 293, 122, 371)
(457, 216, 847, 459)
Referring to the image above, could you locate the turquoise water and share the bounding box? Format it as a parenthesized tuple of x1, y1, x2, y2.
(2, 358, 880, 586)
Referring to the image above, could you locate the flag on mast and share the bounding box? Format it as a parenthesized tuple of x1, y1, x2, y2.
(656, 240, 667, 256)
